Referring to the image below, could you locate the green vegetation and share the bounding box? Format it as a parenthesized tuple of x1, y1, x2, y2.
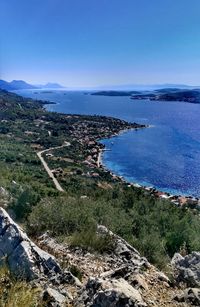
(70, 226, 114, 254)
(0, 266, 42, 307)
(0, 89, 200, 271)
(27, 192, 200, 269)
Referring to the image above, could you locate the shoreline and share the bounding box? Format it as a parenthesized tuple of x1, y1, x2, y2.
(13, 91, 200, 209)
(94, 128, 200, 210)
(42, 99, 200, 209)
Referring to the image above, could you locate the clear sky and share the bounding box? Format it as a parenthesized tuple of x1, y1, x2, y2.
(1, 0, 200, 87)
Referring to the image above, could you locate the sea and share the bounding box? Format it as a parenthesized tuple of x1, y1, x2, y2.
(15, 89, 200, 197)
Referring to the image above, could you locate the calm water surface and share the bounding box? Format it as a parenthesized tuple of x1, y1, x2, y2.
(16, 89, 200, 197)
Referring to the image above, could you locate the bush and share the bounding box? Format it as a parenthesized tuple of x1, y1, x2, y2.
(27, 197, 95, 236)
(70, 225, 114, 254)
(11, 188, 40, 220)
(27, 192, 200, 270)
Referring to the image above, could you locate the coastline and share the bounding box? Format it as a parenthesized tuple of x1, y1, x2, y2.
(11, 90, 200, 210)
(42, 101, 200, 209)
(95, 128, 200, 210)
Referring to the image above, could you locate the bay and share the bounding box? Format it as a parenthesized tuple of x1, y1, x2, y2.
(15, 89, 200, 197)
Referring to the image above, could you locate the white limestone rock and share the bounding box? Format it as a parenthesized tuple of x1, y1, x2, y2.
(75, 277, 146, 307)
(0, 207, 61, 280)
(172, 252, 200, 287)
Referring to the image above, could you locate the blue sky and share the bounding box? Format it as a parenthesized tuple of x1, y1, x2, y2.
(1, 0, 200, 87)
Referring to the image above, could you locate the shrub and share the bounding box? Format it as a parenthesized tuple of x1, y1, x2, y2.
(70, 225, 114, 254)
(27, 192, 200, 270)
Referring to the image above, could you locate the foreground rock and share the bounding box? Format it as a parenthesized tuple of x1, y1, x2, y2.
(0, 208, 81, 306)
(75, 277, 146, 307)
(0, 208, 62, 281)
(174, 288, 200, 306)
(0, 207, 193, 307)
(39, 225, 150, 281)
(39, 227, 186, 306)
(172, 252, 200, 287)
(42, 287, 67, 307)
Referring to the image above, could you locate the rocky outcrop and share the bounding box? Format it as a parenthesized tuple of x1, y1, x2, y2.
(39, 225, 150, 281)
(97, 225, 150, 273)
(0, 208, 196, 307)
(0, 207, 61, 281)
(75, 277, 146, 307)
(39, 227, 181, 306)
(42, 287, 67, 307)
(172, 252, 200, 287)
(174, 288, 200, 306)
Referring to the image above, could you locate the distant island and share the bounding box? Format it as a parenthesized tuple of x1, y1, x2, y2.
(131, 89, 200, 103)
(0, 79, 65, 91)
(91, 90, 140, 96)
(92, 88, 200, 104)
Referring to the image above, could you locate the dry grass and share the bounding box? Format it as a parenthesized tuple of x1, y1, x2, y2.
(0, 266, 43, 307)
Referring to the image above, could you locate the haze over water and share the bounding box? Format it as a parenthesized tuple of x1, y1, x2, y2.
(16, 89, 200, 197)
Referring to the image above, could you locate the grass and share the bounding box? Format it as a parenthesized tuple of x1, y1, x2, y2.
(0, 266, 43, 307)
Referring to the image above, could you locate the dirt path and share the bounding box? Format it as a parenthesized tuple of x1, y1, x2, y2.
(37, 142, 70, 192)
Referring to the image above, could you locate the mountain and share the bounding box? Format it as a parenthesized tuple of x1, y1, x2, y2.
(10, 80, 37, 90)
(0, 80, 14, 91)
(42, 82, 64, 89)
(0, 79, 36, 90)
(0, 79, 65, 91)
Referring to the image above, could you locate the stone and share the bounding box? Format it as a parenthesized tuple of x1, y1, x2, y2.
(42, 287, 67, 307)
(0, 207, 61, 281)
(155, 271, 170, 284)
(75, 277, 146, 306)
(64, 270, 82, 287)
(97, 225, 149, 270)
(172, 252, 200, 287)
(100, 265, 130, 279)
(174, 288, 200, 306)
(50, 270, 82, 287)
(129, 274, 149, 291)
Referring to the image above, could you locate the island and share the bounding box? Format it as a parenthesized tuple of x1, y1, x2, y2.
(91, 90, 140, 96)
(131, 88, 200, 103)
(90, 88, 200, 104)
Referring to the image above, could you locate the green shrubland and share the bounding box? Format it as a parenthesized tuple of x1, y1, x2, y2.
(27, 191, 200, 269)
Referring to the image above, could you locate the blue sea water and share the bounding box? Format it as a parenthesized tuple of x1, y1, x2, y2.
(15, 89, 200, 197)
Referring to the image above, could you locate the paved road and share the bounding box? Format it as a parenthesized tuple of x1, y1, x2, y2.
(37, 142, 70, 192)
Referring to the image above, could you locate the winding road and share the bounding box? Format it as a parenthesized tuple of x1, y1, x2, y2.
(37, 142, 70, 192)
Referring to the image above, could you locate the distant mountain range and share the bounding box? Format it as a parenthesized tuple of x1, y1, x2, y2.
(0, 80, 65, 91)
(1, 79, 200, 92)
